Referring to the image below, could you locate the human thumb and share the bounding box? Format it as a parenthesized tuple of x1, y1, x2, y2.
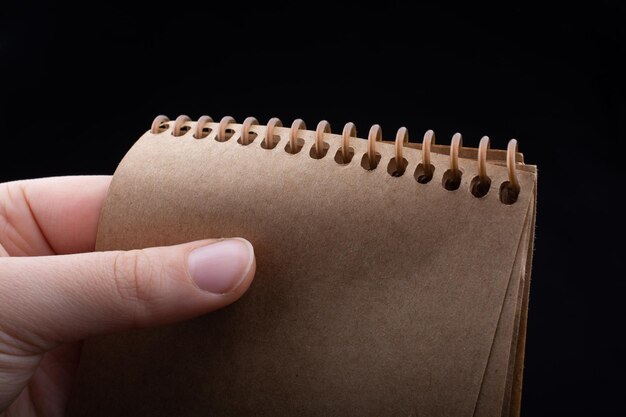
(0, 238, 256, 352)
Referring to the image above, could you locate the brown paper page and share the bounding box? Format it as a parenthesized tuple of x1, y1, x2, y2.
(503, 184, 537, 417)
(473, 194, 534, 417)
(502, 249, 528, 417)
(68, 121, 536, 417)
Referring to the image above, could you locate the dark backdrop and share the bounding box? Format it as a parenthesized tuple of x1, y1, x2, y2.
(1, 3, 622, 416)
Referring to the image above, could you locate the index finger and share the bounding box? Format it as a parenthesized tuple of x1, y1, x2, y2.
(0, 176, 111, 256)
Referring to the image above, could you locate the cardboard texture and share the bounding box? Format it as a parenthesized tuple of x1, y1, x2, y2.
(67, 120, 537, 417)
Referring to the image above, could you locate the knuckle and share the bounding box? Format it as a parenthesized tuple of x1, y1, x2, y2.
(112, 249, 156, 305)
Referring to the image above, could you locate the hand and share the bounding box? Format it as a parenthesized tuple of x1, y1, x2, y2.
(0, 176, 256, 416)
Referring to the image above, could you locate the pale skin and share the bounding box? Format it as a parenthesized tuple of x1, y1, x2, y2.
(0, 176, 257, 417)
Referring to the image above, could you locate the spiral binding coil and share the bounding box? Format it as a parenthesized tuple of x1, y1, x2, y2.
(150, 115, 523, 204)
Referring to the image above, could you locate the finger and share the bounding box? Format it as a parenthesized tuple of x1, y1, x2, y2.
(0, 176, 111, 256)
(0, 238, 256, 351)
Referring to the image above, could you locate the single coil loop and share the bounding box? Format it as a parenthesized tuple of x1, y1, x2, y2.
(241, 116, 258, 145)
(172, 114, 191, 137)
(150, 115, 170, 134)
(507, 139, 520, 191)
(218, 116, 235, 141)
(367, 124, 382, 165)
(395, 127, 409, 165)
(422, 130, 435, 167)
(450, 133, 463, 174)
(194, 115, 213, 139)
(265, 117, 282, 149)
(341, 122, 356, 163)
(315, 120, 331, 157)
(289, 119, 306, 152)
(477, 136, 490, 181)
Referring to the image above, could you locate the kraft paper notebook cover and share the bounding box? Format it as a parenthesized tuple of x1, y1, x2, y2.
(68, 115, 537, 417)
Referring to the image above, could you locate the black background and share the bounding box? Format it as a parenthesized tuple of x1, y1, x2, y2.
(1, 2, 622, 416)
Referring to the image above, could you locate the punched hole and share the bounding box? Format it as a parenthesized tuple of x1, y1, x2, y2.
(172, 125, 191, 137)
(216, 128, 235, 142)
(155, 123, 170, 133)
(360, 153, 382, 170)
(334, 148, 355, 165)
(237, 132, 258, 145)
(261, 134, 281, 150)
(414, 163, 435, 184)
(499, 181, 520, 205)
(309, 142, 330, 159)
(284, 138, 305, 154)
(193, 126, 212, 139)
(387, 157, 409, 177)
(442, 169, 463, 191)
(470, 176, 492, 198)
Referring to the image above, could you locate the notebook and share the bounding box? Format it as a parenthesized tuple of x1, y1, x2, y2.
(68, 114, 537, 417)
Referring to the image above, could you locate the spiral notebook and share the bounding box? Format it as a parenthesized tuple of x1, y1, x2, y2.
(68, 115, 537, 417)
